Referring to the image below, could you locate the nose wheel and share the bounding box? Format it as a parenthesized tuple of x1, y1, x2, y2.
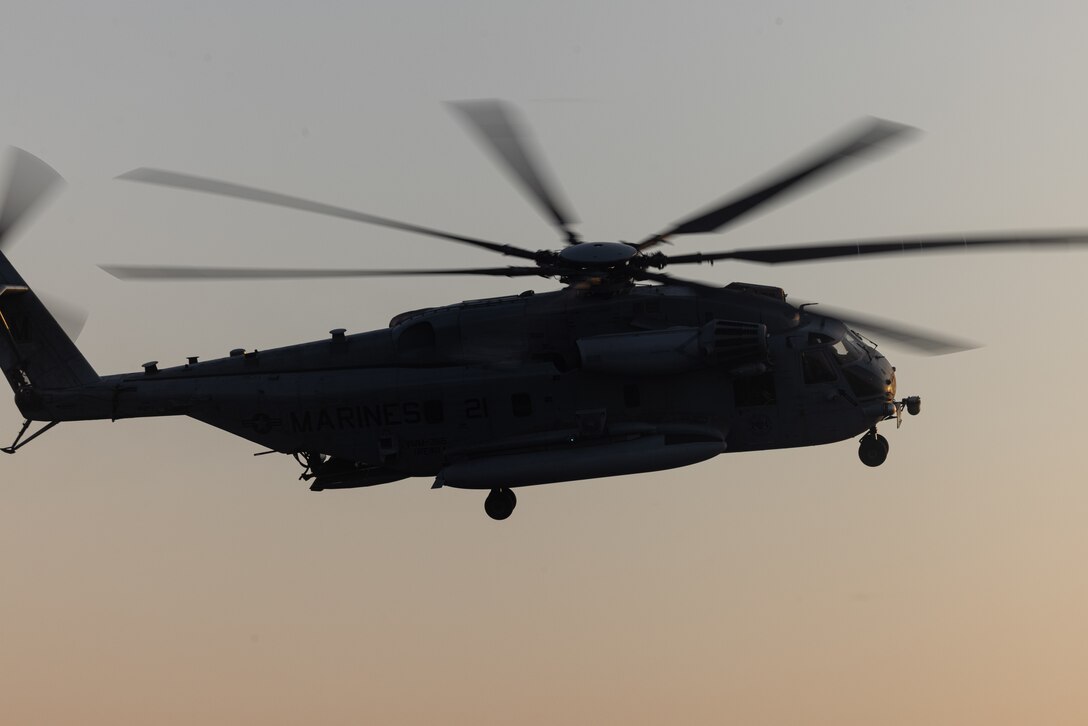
(858, 430, 889, 467)
(484, 487, 517, 520)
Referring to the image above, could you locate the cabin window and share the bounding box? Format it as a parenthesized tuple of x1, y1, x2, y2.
(511, 393, 533, 417)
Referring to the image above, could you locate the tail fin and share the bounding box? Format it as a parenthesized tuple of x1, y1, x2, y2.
(0, 253, 97, 390)
(0, 148, 97, 392)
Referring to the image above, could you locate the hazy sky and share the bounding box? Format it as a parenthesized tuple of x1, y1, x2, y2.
(3, 2, 1088, 724)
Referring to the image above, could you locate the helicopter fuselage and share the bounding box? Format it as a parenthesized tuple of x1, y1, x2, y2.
(13, 282, 901, 491)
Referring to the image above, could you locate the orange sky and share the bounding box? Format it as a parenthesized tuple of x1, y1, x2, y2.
(3, 2, 1088, 724)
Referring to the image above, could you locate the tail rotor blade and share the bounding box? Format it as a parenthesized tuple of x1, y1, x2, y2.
(37, 290, 89, 341)
(0, 147, 64, 248)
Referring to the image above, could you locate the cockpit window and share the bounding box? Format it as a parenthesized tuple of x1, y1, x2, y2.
(833, 333, 866, 363)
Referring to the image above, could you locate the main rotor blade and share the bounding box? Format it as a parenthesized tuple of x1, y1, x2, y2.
(0, 147, 64, 248)
(117, 168, 541, 261)
(802, 303, 979, 356)
(639, 117, 916, 250)
(639, 271, 974, 355)
(635, 270, 723, 292)
(662, 231, 1088, 266)
(99, 264, 552, 281)
(449, 99, 580, 244)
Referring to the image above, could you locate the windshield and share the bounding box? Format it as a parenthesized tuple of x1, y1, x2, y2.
(832, 331, 867, 364)
(801, 328, 870, 386)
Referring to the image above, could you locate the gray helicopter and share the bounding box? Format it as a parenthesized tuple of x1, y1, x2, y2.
(2, 101, 1086, 520)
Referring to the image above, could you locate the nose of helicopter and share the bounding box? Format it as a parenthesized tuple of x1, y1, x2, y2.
(866, 346, 897, 401)
(837, 335, 899, 422)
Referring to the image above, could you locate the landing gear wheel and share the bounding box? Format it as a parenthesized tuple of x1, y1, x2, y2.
(484, 487, 517, 520)
(858, 433, 889, 467)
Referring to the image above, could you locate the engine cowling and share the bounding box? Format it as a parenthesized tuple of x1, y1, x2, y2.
(577, 319, 768, 375)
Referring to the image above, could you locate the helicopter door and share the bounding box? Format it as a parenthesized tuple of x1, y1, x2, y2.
(793, 344, 860, 446)
(801, 349, 838, 384)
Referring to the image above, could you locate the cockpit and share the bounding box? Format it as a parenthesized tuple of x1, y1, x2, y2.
(799, 326, 896, 402)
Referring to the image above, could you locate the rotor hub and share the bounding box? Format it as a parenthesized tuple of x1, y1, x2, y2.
(558, 242, 638, 268)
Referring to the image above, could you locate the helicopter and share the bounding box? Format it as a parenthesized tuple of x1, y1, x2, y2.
(2, 100, 1086, 520)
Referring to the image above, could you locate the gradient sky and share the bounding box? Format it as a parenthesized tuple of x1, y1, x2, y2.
(3, 2, 1088, 724)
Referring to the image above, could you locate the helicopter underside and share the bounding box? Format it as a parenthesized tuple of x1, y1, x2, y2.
(173, 360, 891, 490)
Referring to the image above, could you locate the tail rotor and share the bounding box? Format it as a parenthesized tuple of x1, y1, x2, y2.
(0, 148, 96, 391)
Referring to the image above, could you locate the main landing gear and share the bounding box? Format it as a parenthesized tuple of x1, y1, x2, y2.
(484, 487, 517, 520)
(858, 429, 890, 467)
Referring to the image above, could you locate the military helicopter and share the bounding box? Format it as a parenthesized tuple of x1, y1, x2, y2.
(2, 101, 1086, 520)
